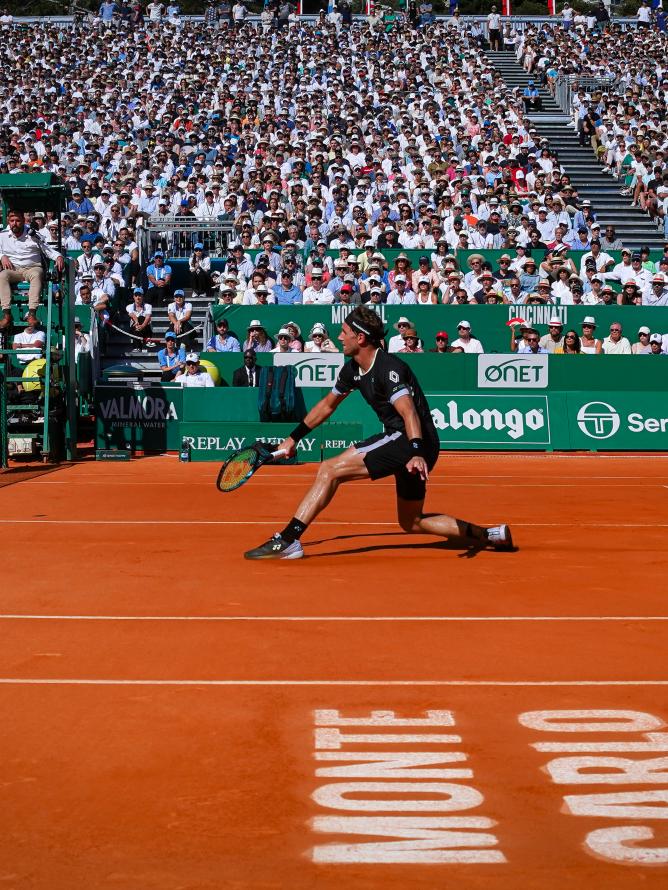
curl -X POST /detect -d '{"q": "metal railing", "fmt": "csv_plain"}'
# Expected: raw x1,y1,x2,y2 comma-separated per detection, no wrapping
138,217,236,264
552,73,621,115
3,13,646,27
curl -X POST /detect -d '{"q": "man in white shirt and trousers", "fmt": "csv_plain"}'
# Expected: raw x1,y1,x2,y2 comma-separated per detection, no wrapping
0,208,64,329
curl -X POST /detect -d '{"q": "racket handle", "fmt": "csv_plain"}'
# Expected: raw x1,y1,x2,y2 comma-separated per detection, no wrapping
272,448,289,459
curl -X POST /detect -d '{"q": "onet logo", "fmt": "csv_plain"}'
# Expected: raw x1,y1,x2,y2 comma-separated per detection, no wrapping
477,354,548,389
484,358,543,384
576,401,621,440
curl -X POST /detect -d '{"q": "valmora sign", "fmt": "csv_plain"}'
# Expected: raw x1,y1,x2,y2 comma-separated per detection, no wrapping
97,389,179,423
274,352,344,386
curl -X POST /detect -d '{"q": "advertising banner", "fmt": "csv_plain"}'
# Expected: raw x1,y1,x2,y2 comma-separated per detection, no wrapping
567,393,668,451
95,384,183,452
179,421,364,461
430,394,553,448
477,354,549,389
181,423,322,462
274,352,344,387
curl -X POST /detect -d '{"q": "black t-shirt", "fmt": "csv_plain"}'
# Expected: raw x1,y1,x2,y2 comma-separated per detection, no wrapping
333,349,439,445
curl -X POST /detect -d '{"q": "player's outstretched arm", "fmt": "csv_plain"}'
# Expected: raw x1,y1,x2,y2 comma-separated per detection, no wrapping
276,390,348,457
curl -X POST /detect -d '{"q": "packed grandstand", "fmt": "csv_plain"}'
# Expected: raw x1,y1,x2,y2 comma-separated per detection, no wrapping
1,0,668,372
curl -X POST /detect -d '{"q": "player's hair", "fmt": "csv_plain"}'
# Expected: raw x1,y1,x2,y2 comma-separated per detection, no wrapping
345,306,386,347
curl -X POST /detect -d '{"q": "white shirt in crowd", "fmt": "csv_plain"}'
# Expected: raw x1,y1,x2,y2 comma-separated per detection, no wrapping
177,368,214,387
450,336,484,353
0,226,61,267
13,329,46,363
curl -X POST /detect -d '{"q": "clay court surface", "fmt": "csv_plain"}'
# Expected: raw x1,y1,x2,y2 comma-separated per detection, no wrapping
1,452,667,888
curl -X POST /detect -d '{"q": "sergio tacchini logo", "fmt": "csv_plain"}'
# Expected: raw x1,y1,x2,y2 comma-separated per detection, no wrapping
576,401,621,440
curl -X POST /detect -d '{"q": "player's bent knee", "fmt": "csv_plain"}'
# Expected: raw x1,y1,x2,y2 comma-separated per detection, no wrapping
398,512,423,533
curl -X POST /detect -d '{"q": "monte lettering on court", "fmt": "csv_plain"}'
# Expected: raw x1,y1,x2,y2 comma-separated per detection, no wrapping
309,709,505,864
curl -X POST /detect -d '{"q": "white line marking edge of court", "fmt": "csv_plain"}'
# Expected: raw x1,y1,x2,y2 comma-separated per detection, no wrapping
0,520,666,528
0,614,667,622
0,679,667,687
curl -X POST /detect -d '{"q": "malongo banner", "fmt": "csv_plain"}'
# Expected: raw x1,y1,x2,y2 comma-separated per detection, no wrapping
430,395,553,448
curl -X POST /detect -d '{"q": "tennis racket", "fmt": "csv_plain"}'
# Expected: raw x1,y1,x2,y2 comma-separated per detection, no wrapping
216,442,288,493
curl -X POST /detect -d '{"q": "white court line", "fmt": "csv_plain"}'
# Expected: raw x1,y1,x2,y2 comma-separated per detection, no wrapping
21,480,668,489
1,615,667,623
0,679,667,687
0,519,665,528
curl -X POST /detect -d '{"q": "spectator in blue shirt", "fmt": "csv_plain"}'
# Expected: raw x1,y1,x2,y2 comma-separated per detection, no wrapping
146,252,172,306
522,80,542,112
99,2,117,25
158,331,186,381
206,317,241,352
271,270,303,305
67,189,96,216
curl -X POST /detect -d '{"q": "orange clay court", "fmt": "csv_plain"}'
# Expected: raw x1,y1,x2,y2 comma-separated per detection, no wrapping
1,452,667,889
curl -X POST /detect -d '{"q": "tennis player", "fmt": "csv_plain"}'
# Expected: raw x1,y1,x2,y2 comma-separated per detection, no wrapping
244,306,513,559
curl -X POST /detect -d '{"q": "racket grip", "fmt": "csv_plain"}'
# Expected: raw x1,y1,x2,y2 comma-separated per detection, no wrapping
272,448,289,459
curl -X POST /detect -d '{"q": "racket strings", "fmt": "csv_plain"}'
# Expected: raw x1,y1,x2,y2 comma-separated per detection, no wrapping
220,457,254,490
218,448,260,491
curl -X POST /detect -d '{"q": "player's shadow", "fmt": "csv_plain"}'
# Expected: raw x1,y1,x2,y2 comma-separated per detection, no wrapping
303,532,517,560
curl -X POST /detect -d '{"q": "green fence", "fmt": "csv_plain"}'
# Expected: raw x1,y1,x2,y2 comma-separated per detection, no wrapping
212,304,668,356
95,354,668,457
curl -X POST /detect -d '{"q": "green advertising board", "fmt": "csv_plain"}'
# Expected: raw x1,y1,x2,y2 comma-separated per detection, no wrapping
566,392,668,451
180,422,364,461
429,393,558,450
95,384,183,452
95,358,668,457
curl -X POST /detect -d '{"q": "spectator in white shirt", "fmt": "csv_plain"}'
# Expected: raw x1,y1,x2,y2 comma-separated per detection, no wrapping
176,352,215,387
602,322,632,355
12,314,46,364
0,209,64,328
451,320,484,353
303,271,334,305
386,276,417,304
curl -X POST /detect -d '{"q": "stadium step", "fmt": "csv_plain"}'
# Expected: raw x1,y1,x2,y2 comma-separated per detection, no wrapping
487,51,663,249
99,287,211,379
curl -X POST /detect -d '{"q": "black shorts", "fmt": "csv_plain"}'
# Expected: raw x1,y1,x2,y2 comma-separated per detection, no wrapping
355,431,440,501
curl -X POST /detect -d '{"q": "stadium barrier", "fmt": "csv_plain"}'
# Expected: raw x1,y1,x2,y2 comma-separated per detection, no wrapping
95,353,668,457
211,304,668,355
154,247,666,293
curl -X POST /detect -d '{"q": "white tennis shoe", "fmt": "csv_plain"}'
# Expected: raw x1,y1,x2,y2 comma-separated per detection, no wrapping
486,525,514,550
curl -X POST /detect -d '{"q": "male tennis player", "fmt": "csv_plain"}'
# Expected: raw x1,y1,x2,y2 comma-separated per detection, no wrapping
244,306,513,559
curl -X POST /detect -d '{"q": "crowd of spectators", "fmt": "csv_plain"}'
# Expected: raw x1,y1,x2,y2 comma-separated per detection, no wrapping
516,10,668,235
0,3,666,361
